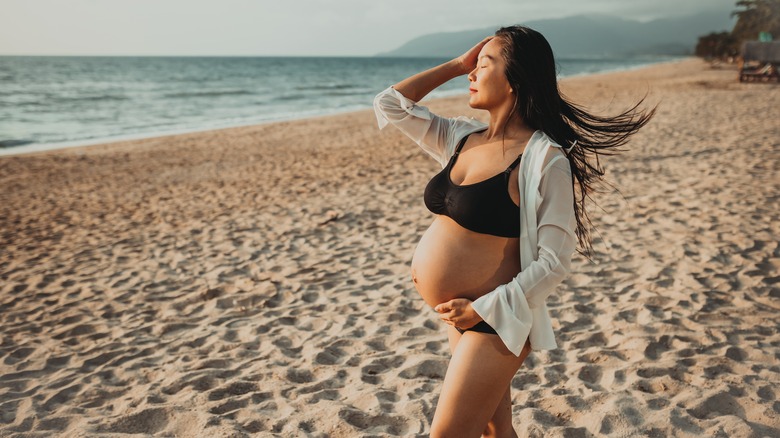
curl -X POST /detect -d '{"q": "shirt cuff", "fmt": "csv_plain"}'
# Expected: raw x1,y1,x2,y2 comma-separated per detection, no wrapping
373,86,433,130
471,282,534,357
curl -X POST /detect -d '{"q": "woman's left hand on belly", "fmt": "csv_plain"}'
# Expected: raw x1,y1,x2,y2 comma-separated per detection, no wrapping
434,298,483,330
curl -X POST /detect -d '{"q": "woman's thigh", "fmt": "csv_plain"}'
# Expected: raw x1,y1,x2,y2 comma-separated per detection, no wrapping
432,330,532,438
445,327,512,434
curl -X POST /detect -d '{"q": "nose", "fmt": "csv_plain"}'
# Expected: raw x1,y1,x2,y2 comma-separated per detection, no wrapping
467,67,477,82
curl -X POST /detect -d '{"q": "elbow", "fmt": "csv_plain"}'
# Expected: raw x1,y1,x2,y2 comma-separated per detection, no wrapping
373,93,401,130
554,243,574,275
373,94,406,122
373,93,390,115
374,87,406,112
373,91,391,108
541,246,569,283
538,223,576,277
524,247,570,308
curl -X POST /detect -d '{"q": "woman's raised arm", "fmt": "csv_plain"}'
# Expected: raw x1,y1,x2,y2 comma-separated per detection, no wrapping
393,36,493,102
373,37,493,167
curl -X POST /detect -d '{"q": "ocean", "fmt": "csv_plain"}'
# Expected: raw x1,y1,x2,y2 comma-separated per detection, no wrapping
0,55,680,155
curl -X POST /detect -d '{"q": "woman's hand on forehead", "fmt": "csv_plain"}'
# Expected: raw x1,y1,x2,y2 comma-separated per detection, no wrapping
455,36,494,75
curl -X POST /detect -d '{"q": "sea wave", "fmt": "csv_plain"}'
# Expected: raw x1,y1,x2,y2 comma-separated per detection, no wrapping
51,94,130,103
0,139,35,148
273,93,307,101
164,89,253,98
294,83,354,91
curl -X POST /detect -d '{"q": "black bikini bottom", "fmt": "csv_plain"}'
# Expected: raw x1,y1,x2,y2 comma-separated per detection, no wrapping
456,320,498,335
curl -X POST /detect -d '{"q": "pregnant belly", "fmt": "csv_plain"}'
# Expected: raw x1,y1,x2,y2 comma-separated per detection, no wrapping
411,215,522,308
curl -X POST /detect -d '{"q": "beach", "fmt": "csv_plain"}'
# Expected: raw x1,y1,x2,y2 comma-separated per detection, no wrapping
1,57,779,437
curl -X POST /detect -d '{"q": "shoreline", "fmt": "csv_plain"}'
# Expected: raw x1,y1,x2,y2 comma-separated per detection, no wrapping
557,55,695,80
0,56,693,158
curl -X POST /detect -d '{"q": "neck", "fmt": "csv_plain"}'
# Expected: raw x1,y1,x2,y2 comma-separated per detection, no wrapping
483,101,531,141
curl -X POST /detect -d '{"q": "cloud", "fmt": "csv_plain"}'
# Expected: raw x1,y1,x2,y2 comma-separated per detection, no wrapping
0,0,736,56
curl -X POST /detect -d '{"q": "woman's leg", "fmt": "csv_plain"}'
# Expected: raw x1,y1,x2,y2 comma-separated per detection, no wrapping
482,385,515,438
445,327,515,437
432,328,532,438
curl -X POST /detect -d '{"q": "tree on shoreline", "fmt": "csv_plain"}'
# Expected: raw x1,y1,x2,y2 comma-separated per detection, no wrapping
731,0,780,41
695,31,740,59
696,0,780,60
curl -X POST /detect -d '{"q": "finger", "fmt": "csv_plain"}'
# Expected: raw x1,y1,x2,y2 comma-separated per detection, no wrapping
453,301,469,314
434,302,451,313
440,313,456,323
476,36,493,48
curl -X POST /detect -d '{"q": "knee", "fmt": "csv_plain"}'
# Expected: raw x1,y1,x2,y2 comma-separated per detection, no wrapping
428,421,451,438
482,419,517,438
429,420,470,438
430,420,485,438
482,421,497,438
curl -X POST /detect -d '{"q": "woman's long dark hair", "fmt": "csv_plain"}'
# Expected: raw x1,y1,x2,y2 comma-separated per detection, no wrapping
495,25,656,261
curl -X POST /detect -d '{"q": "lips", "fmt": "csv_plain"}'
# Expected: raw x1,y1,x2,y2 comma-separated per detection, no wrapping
469,88,477,93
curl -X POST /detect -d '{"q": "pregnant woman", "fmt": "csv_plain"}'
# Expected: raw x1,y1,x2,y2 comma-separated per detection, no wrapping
373,26,654,437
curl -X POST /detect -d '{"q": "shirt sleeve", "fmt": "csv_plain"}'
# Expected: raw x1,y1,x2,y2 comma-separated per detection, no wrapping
373,86,454,168
517,158,577,308
470,156,577,356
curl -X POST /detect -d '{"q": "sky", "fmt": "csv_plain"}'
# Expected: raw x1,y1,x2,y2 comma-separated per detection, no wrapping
1,0,737,57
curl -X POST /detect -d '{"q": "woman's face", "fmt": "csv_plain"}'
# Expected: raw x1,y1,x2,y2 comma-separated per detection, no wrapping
467,38,514,111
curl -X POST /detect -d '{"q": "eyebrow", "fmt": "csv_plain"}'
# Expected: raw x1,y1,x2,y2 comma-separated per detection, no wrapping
478,54,495,61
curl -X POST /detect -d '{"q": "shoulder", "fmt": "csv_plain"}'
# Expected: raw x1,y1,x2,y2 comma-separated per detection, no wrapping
447,116,487,144
541,133,571,161
453,115,487,129
440,117,487,161
528,131,571,176
449,116,487,140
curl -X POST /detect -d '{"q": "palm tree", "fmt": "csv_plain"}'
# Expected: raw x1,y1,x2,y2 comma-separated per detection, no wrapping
695,32,740,59
731,0,780,42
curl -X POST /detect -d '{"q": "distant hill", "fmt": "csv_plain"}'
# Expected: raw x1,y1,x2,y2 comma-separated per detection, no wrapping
375,10,735,58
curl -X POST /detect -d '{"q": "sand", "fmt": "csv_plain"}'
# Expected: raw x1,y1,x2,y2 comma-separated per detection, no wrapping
1,57,779,437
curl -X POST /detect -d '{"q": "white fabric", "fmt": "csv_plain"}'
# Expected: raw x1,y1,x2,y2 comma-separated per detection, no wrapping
373,86,578,356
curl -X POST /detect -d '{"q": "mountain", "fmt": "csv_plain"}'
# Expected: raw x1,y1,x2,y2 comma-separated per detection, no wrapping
375,10,735,58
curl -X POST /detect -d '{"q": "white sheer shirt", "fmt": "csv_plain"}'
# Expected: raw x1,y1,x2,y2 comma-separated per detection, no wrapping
373,86,578,356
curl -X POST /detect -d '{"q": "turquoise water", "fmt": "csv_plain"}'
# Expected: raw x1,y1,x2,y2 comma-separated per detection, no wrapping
0,55,681,154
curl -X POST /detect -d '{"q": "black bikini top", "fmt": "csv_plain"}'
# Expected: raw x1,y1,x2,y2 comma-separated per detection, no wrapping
423,131,522,238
